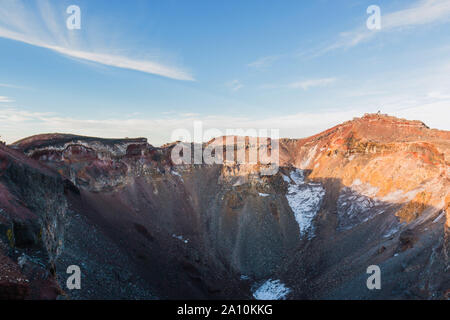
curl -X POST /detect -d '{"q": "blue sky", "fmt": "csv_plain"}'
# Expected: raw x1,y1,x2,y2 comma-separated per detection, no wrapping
0,0,450,144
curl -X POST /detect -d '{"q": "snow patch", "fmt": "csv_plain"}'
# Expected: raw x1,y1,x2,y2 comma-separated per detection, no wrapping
350,179,379,197
253,279,291,300
172,234,189,244
383,224,401,238
337,187,383,231
259,193,270,197
171,170,184,182
337,181,402,232
433,211,445,223
285,169,325,239
282,174,291,183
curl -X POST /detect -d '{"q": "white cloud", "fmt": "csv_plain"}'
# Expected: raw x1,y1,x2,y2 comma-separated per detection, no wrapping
383,0,450,29
0,96,14,103
261,78,337,90
325,0,450,52
48,45,194,81
288,78,336,90
0,107,347,144
226,80,243,92
427,91,450,99
1,97,448,145
248,56,280,69
0,0,193,81
0,83,24,89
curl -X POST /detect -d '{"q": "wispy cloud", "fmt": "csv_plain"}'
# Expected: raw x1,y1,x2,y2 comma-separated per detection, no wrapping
261,78,337,90
288,78,336,90
0,96,14,103
247,55,280,69
0,83,24,89
382,0,450,28
427,91,450,99
226,79,243,92
0,0,193,80
325,0,450,52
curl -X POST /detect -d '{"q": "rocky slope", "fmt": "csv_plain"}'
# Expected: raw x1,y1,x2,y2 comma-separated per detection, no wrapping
0,113,448,299
0,142,65,299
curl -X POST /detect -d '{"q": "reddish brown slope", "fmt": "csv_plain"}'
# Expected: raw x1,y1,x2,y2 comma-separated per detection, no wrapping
279,114,449,225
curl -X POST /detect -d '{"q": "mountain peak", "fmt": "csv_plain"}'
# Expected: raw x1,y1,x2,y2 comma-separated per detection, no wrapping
357,113,428,128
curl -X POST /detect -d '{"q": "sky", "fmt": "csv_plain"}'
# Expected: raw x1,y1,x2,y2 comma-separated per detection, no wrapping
0,0,450,145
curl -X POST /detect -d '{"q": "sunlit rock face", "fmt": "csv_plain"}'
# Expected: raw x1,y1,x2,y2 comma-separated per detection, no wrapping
1,114,448,299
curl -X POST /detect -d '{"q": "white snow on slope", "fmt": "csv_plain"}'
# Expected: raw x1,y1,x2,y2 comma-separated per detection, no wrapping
337,181,384,231
259,193,270,197
285,169,325,239
337,179,402,232
282,174,291,183
253,279,291,300
171,170,184,182
433,211,445,223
